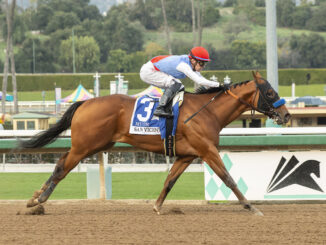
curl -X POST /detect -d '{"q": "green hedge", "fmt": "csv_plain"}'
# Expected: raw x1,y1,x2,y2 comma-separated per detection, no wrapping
200,69,326,86
0,68,325,91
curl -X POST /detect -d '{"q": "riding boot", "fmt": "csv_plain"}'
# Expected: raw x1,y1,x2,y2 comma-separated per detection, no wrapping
154,82,182,118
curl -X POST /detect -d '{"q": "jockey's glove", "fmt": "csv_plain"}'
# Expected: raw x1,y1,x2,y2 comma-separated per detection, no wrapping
221,83,231,91
211,81,220,87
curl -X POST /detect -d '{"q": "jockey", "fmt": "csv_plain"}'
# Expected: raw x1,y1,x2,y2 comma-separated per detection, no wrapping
140,46,220,118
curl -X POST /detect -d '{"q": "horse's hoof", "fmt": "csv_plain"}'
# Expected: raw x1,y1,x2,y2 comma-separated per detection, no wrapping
251,207,264,216
254,210,264,216
153,205,161,215
26,198,39,208
32,190,42,198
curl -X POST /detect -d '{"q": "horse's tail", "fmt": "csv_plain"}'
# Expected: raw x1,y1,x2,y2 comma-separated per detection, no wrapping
19,101,85,149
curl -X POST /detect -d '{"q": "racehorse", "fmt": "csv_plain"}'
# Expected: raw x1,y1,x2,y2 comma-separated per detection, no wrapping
20,71,290,216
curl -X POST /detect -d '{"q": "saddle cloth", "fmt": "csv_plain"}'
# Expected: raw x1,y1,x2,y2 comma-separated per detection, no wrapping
129,92,184,139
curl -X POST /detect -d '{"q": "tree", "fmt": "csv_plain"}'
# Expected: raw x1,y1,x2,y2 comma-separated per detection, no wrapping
255,0,265,7
223,0,237,7
202,2,220,26
82,5,102,21
105,49,130,72
165,0,192,31
196,0,204,46
2,0,18,114
223,13,252,43
247,6,265,26
171,39,192,54
144,42,167,58
306,3,326,31
316,0,326,5
233,0,255,15
291,5,312,29
32,4,54,31
59,35,100,72
205,45,236,70
129,0,162,30
160,0,172,54
231,40,266,69
276,0,295,27
47,29,72,69
100,6,144,62
125,51,148,72
45,11,81,34
191,0,196,46
233,0,264,26
289,33,326,68
2,8,28,44
46,0,92,21
15,38,57,73
189,0,219,46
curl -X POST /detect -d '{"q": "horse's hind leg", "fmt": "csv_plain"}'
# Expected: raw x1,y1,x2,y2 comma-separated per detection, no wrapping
27,152,69,207
153,156,195,215
27,147,96,207
27,150,78,207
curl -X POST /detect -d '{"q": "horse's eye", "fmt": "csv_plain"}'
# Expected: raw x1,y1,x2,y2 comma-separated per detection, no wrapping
266,89,274,98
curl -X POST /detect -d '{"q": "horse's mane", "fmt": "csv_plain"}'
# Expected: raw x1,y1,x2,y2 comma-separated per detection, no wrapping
186,80,251,94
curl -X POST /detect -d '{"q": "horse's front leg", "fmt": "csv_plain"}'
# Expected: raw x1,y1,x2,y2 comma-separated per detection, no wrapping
154,156,195,215
203,146,263,216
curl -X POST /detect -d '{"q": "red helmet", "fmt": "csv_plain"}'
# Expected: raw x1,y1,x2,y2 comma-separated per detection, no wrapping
189,46,211,62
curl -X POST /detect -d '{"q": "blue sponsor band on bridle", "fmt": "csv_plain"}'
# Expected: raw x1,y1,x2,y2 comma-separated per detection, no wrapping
273,98,286,108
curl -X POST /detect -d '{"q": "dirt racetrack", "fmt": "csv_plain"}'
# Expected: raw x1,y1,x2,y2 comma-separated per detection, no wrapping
1,200,326,245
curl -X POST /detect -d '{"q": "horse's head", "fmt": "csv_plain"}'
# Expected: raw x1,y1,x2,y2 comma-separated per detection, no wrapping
252,71,291,125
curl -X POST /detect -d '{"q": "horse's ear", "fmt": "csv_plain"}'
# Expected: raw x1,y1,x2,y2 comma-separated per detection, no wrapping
252,70,262,80
252,71,256,79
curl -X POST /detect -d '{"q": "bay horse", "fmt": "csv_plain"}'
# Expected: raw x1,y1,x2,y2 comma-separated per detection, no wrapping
20,71,290,216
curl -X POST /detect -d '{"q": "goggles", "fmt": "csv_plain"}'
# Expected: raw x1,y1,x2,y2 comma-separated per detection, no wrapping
196,60,206,67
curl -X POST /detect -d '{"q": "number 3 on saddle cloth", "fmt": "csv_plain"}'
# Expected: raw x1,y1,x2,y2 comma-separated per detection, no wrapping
129,92,184,157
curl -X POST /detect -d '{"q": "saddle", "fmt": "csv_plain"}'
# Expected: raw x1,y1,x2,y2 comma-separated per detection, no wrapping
129,91,184,157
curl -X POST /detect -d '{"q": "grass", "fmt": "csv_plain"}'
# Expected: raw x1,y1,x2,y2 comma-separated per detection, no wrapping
0,172,205,200
0,173,86,200
279,84,326,97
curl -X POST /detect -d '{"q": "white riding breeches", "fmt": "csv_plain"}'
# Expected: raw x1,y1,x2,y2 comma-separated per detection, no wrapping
140,61,183,89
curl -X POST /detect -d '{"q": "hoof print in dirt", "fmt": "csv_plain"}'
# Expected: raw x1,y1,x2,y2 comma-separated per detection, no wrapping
25,205,45,215
168,207,184,215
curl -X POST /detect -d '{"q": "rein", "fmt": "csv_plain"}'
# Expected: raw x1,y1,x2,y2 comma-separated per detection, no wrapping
226,81,284,118
225,88,264,117
184,79,286,124
184,91,223,124
226,89,258,114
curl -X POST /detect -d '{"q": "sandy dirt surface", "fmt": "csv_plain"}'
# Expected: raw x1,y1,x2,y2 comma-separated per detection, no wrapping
0,200,326,245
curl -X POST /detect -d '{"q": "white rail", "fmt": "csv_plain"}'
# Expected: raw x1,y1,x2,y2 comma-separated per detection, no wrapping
0,130,71,137
221,127,326,135
5,101,70,106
